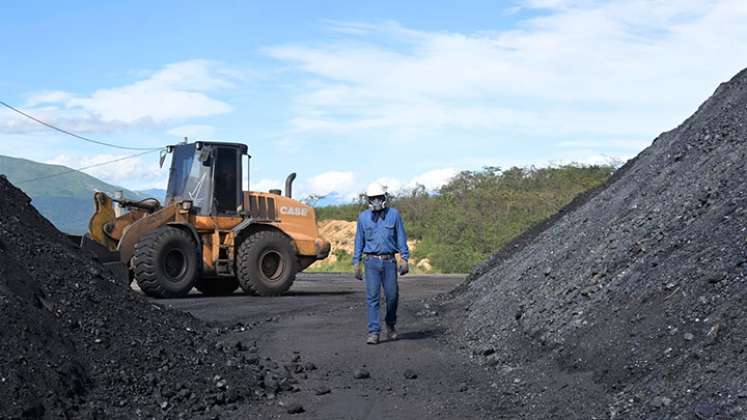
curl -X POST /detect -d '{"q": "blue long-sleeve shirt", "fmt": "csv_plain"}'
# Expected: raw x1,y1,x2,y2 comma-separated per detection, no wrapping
353,208,409,265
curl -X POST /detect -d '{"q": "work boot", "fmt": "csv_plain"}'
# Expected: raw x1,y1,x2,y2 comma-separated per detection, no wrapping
385,325,398,341
366,333,379,345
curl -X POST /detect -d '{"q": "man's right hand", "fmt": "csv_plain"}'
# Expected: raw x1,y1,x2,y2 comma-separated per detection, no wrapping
354,263,363,281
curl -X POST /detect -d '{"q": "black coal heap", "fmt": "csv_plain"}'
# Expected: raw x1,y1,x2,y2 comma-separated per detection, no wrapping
0,177,268,419
449,69,747,418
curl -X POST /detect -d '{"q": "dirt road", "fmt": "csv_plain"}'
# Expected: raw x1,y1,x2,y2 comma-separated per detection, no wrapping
153,273,504,419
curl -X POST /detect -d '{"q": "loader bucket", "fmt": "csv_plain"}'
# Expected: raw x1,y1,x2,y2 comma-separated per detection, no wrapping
68,233,130,285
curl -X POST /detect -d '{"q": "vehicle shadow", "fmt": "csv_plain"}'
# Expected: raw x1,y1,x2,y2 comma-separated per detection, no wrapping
146,289,355,302
158,290,358,299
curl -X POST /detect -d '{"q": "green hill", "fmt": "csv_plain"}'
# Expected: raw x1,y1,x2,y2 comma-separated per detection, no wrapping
0,155,144,234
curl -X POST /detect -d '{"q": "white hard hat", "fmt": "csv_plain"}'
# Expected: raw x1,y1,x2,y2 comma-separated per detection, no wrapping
366,183,387,197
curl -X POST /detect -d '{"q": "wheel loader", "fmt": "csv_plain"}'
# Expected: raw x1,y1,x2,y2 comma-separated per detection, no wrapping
77,141,331,298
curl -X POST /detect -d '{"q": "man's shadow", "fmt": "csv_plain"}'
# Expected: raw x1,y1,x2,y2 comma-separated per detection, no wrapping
380,327,444,343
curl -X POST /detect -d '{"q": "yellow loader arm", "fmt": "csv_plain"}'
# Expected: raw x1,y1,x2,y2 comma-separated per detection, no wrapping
89,192,117,251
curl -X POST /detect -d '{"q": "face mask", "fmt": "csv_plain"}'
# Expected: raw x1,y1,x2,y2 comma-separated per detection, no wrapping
369,196,386,211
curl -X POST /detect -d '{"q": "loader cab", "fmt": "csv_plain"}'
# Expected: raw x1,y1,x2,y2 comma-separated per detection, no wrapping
164,141,248,216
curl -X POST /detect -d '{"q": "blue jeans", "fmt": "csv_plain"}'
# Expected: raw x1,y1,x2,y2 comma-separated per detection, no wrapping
364,257,399,334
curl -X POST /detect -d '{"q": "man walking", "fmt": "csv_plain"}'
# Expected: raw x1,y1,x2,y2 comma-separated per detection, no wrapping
353,183,409,345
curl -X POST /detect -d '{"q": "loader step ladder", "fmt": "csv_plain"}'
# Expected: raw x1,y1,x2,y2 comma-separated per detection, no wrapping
213,234,236,277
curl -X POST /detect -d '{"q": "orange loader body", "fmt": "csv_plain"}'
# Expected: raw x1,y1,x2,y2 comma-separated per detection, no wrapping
80,141,330,297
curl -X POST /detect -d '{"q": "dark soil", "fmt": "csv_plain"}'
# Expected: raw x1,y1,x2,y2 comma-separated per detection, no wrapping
0,177,298,419
159,274,505,420
442,69,747,418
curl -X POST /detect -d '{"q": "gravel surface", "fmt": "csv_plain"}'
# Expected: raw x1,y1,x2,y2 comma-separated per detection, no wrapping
160,274,505,419
443,69,747,418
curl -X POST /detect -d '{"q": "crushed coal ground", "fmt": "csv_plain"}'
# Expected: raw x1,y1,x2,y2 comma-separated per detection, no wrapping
441,69,747,419
0,177,304,419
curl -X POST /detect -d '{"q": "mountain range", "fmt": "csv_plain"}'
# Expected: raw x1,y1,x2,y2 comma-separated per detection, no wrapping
0,155,164,234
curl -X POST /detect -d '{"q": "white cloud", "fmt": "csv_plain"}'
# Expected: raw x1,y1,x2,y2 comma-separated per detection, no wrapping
303,170,357,198
557,138,652,151
296,168,455,204
575,154,627,167
546,153,629,167
409,168,459,190
266,2,747,144
367,177,403,194
25,91,74,106
46,153,165,190
2,60,238,135
368,168,458,194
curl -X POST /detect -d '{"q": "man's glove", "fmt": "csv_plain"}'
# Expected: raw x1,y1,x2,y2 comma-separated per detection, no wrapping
354,263,363,281
399,260,409,276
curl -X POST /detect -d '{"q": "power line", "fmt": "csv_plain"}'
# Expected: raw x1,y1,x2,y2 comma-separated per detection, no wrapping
14,149,162,184
0,100,161,151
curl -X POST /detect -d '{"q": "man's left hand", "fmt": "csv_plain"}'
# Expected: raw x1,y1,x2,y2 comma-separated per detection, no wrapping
399,260,409,276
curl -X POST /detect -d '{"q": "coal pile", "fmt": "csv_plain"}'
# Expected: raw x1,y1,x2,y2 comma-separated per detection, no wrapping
0,177,284,419
447,69,747,419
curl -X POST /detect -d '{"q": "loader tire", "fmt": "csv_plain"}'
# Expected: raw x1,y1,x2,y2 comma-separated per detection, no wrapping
195,277,239,296
237,231,297,296
133,227,198,298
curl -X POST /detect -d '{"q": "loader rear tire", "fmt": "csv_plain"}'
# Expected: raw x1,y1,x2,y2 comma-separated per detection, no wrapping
195,277,239,296
237,231,297,296
133,227,198,298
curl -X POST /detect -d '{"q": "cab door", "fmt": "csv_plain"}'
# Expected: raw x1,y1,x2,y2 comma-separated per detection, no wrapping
212,147,242,216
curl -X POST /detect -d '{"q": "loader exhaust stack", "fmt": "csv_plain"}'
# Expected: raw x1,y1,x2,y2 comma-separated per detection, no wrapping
285,172,297,198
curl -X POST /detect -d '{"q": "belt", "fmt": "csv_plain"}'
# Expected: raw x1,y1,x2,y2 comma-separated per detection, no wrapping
365,253,396,260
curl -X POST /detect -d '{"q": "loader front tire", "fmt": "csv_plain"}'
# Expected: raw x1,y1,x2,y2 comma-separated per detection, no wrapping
133,227,198,298
195,277,239,296
237,231,297,296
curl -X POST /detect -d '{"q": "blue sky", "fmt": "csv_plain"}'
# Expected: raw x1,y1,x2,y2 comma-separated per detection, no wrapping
1,0,746,201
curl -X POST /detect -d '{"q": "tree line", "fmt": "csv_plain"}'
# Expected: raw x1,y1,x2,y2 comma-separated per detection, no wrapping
315,164,616,273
